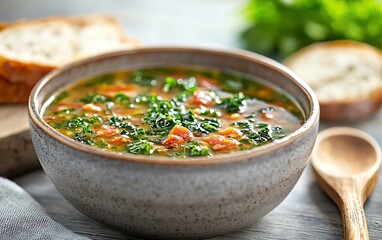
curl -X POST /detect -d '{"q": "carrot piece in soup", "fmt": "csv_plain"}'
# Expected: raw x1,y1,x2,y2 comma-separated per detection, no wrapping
163,125,193,147
96,125,119,137
203,135,239,151
190,90,214,106
169,125,193,141
217,127,242,139
197,77,220,89
163,134,185,148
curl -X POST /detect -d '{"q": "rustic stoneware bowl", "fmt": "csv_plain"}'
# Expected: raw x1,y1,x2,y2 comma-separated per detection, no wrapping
29,47,319,239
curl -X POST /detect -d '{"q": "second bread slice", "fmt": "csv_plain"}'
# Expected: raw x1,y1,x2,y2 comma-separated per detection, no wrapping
284,40,382,122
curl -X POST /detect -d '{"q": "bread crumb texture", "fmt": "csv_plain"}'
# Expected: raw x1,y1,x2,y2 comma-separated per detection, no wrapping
0,16,138,67
0,16,139,103
285,41,382,103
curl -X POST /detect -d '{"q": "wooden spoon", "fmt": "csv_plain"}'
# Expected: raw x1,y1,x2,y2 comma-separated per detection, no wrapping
311,127,381,240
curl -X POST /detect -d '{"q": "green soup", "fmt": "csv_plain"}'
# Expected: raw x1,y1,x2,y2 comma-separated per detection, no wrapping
43,67,304,158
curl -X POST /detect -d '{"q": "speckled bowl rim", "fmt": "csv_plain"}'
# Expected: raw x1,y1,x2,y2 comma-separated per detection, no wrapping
29,47,319,166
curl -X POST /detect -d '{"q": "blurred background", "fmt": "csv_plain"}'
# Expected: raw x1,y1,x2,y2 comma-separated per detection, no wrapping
241,0,382,58
1,0,381,59
0,0,246,49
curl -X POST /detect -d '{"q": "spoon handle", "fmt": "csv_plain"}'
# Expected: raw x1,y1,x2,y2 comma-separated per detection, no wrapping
340,194,369,240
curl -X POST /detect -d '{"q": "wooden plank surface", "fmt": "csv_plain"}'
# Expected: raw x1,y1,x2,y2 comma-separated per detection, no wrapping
14,154,382,240
0,106,40,178
0,105,29,137
1,0,382,239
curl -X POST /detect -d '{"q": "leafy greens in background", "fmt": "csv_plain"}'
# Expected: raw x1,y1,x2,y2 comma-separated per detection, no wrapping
240,0,382,59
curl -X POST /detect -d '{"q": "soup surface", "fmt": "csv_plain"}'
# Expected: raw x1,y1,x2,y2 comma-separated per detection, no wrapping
43,67,304,158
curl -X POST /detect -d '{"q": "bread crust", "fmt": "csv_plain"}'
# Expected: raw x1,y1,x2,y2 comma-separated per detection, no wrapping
0,56,55,85
284,40,382,69
284,40,382,122
0,15,139,103
0,77,34,103
0,15,139,84
0,15,139,48
319,87,382,122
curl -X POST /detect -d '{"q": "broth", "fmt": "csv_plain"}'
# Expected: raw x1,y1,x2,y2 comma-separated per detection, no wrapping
43,67,304,158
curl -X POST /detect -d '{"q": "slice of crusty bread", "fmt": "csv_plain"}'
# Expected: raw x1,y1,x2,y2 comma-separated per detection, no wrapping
0,15,139,87
0,77,34,103
284,40,382,122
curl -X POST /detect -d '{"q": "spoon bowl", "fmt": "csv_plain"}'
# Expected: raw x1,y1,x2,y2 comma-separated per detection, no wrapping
311,127,381,240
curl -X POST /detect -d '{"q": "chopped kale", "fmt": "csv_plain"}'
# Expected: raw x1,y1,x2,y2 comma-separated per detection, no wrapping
188,118,221,134
89,115,103,124
134,95,161,105
66,117,93,134
259,107,275,113
120,125,147,140
199,107,221,117
233,120,276,146
143,100,183,134
247,128,274,143
143,97,221,136
184,141,210,157
113,93,131,106
80,94,109,104
162,77,178,92
221,78,246,93
271,126,286,139
132,71,157,86
74,133,95,146
162,76,198,94
108,115,127,128
126,140,154,155
218,92,247,113
233,120,253,129
174,92,189,102
96,138,108,148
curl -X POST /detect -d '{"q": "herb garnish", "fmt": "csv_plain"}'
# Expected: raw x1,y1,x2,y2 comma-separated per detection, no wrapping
126,140,154,155
199,106,221,117
132,71,157,86
74,133,96,146
163,77,198,94
218,92,247,113
113,93,131,106
233,120,276,146
80,94,110,104
143,97,221,136
184,141,210,157
66,116,93,133
120,124,147,140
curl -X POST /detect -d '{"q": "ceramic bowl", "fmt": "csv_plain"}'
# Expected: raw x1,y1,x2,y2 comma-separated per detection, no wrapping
29,47,319,239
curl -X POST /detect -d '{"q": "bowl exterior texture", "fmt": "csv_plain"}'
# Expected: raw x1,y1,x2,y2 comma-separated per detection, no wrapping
29,48,319,239
30,120,317,239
